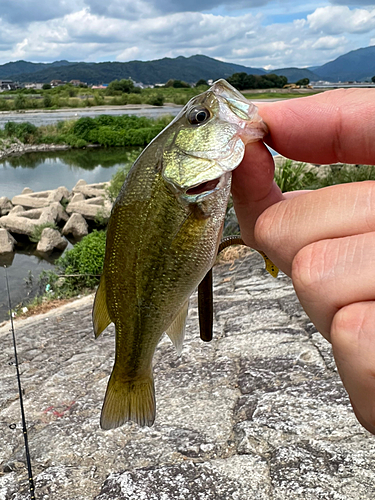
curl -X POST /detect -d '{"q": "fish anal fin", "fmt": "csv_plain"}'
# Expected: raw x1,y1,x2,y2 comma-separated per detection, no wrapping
165,300,189,356
100,367,156,430
93,275,112,338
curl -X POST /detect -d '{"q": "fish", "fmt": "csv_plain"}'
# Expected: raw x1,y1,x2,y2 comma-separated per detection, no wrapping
93,79,269,430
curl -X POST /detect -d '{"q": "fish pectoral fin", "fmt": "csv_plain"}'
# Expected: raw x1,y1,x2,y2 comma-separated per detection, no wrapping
100,367,156,429
92,275,112,338
165,299,189,356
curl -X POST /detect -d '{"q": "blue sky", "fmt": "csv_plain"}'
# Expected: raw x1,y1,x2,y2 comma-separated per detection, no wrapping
0,1,374,69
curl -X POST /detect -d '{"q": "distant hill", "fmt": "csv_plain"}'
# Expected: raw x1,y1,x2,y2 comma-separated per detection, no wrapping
1,47,374,86
314,45,375,81
0,60,76,79
0,55,265,85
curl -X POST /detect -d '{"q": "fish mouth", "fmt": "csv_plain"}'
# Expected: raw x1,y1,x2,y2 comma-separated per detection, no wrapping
180,175,225,203
185,178,221,196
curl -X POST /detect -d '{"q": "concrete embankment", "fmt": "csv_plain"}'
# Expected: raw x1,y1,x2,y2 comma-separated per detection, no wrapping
0,179,110,264
0,249,374,500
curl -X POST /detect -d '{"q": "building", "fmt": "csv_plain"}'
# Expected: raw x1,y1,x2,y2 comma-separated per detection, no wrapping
0,80,19,91
70,79,87,87
50,80,66,87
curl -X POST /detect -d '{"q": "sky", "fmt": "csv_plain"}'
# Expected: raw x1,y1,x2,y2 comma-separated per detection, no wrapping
0,1,375,69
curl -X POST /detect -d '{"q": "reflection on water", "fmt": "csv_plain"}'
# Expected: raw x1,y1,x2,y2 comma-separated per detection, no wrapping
0,147,138,199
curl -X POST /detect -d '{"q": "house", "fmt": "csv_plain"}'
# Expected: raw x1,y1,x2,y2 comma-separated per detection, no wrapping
70,79,87,87
0,80,19,91
50,80,66,87
24,83,44,90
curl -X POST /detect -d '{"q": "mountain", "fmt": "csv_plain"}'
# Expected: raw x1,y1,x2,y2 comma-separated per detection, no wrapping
314,45,375,81
0,60,76,79
1,47,374,86
0,55,265,85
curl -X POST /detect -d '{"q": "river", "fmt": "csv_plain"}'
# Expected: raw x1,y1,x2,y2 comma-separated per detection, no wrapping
0,105,182,129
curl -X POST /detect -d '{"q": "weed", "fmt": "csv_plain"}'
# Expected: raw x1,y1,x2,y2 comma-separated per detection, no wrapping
29,223,58,243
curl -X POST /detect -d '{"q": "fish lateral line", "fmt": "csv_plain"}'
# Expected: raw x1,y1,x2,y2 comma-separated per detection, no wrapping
198,236,279,342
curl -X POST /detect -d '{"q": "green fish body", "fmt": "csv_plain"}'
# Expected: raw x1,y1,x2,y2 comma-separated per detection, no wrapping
93,79,267,429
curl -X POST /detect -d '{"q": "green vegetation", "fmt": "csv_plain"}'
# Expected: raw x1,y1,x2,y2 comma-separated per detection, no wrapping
274,159,375,192
0,114,174,149
295,78,310,86
319,164,375,186
41,230,106,297
227,72,288,90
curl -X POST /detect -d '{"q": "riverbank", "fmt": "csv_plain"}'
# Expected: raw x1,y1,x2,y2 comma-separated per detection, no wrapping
0,138,72,160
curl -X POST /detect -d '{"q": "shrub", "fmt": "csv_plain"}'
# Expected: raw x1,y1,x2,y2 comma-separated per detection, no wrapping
50,230,107,293
147,93,165,106
4,121,38,143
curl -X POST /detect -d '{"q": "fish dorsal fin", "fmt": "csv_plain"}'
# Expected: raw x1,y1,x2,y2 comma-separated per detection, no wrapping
165,299,189,356
93,274,112,338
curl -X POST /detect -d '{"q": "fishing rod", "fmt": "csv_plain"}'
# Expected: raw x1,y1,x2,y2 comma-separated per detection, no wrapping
4,266,36,500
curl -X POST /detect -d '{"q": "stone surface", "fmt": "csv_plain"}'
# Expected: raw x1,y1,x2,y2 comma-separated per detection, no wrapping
0,250,374,500
39,202,69,224
0,197,13,216
0,228,16,254
66,199,111,221
73,181,108,198
36,227,68,253
62,213,89,239
0,214,37,236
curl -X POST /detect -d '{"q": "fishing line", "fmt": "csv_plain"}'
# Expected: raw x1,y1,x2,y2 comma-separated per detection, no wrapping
4,266,36,500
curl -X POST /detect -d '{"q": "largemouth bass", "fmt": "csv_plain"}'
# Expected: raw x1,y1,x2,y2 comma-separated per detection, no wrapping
93,79,267,429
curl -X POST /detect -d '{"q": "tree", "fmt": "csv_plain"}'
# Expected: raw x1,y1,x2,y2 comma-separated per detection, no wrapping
295,78,310,86
106,79,139,95
42,83,51,90
195,79,208,87
165,79,190,88
372,76,375,83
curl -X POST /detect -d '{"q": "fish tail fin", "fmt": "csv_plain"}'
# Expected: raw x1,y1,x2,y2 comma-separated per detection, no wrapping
100,366,156,430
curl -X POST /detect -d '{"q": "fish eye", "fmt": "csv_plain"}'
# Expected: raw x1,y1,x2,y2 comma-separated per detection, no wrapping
187,106,211,125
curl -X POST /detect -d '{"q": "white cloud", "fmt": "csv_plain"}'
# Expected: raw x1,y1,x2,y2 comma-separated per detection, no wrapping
312,35,347,49
308,6,375,34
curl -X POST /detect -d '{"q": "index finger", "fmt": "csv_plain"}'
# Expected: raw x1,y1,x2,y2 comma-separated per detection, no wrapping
258,88,375,165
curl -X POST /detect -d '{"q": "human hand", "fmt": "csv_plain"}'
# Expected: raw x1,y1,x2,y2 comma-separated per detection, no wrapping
232,89,375,434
